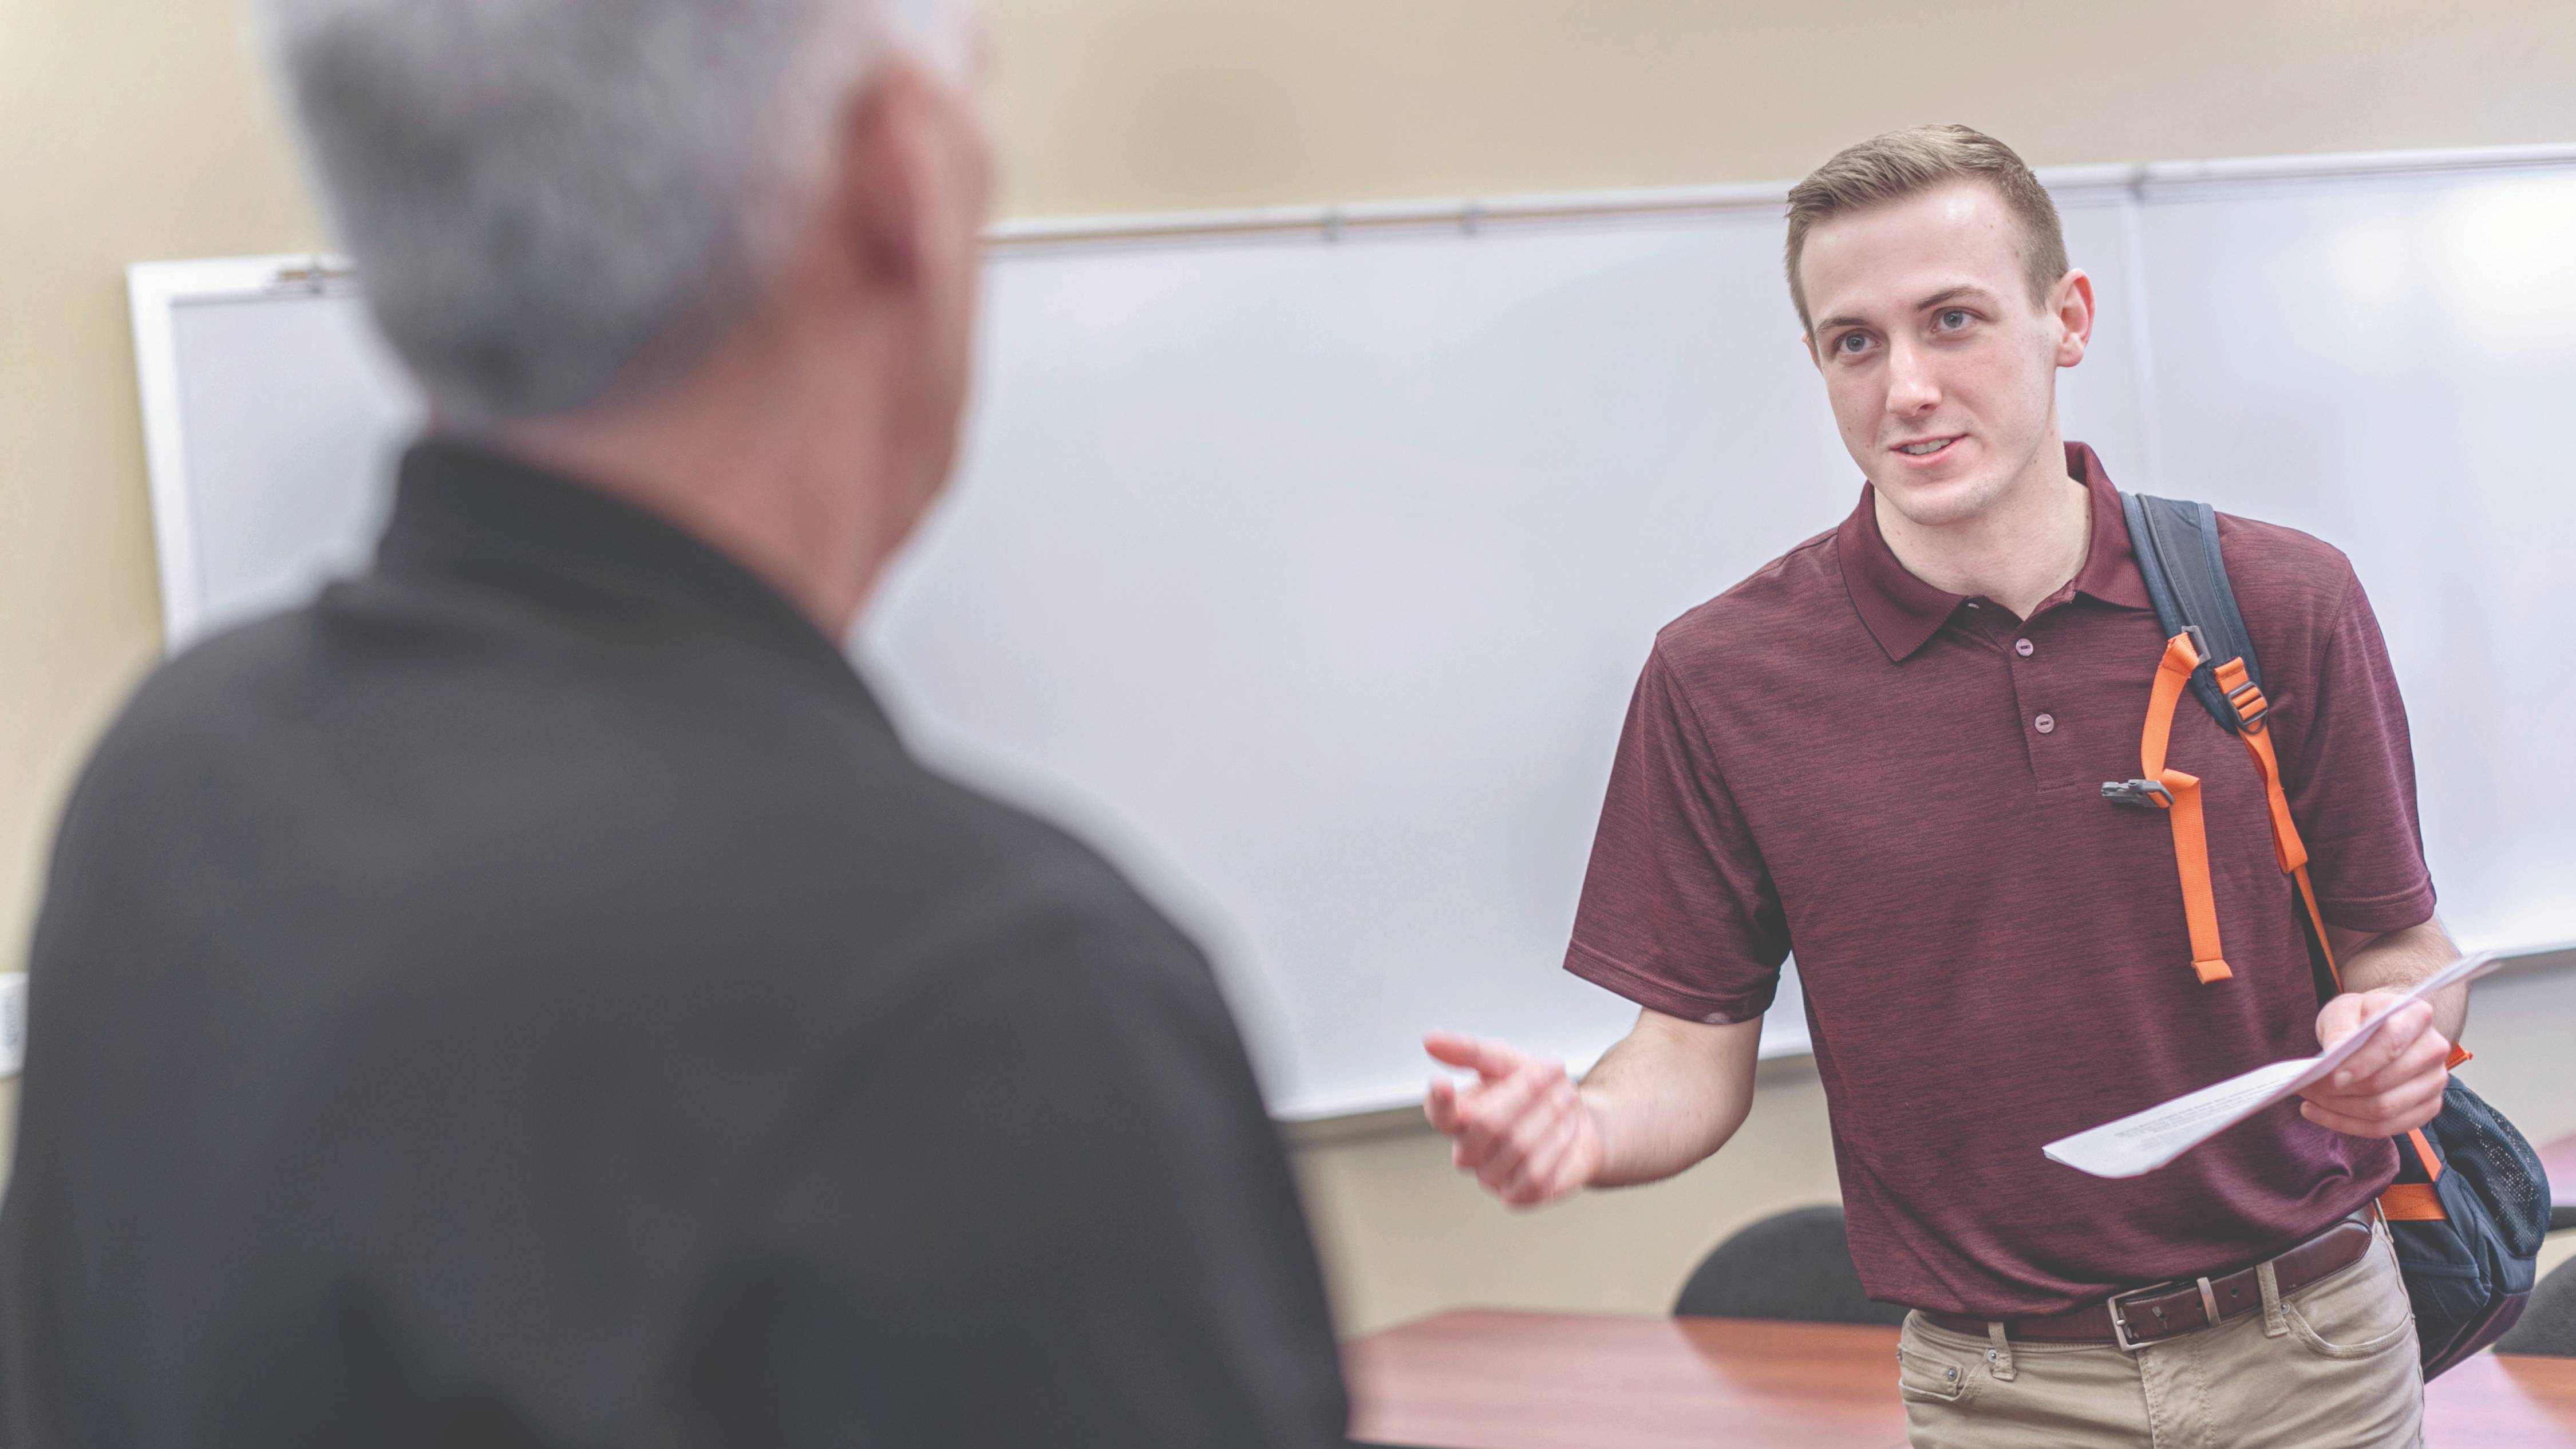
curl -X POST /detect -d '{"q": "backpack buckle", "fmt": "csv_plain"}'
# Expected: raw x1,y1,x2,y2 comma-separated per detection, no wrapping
2101,779,2173,810
2226,678,2270,733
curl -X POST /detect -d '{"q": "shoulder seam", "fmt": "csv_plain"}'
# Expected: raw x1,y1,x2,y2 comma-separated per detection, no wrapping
1640,639,1779,887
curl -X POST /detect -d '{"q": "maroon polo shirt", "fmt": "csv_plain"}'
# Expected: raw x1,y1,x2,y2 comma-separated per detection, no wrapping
1566,443,2436,1317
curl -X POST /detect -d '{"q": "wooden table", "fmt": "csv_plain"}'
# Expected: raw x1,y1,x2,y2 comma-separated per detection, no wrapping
1346,1310,2576,1448
2539,1129,2576,1231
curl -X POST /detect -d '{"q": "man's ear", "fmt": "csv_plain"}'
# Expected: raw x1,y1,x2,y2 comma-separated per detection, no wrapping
2052,268,2097,368
828,60,941,290
1801,329,1820,370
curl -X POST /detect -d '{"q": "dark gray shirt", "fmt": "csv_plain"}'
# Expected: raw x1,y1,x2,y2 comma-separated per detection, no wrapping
0,441,1350,1448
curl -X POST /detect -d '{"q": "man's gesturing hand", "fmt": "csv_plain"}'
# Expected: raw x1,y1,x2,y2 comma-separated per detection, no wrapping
2300,991,2451,1138
1422,1032,1603,1208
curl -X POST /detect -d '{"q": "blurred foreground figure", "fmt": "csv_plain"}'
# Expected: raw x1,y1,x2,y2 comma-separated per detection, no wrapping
0,2,1349,1444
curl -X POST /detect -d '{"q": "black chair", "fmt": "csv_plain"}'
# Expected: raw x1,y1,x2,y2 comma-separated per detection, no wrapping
1673,1204,1909,1325
2496,1255,2576,1357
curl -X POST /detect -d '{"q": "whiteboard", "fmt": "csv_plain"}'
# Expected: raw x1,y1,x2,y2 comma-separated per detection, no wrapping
128,148,2576,1119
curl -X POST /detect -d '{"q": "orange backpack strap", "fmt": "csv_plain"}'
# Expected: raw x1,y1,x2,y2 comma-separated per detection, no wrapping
2211,658,2305,872
2378,1185,2447,1220
2379,1128,2452,1219
2214,661,2472,1068
2135,631,2231,984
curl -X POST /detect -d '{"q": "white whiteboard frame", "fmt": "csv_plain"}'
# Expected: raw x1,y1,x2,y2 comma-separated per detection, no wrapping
128,253,361,647
125,139,2576,1115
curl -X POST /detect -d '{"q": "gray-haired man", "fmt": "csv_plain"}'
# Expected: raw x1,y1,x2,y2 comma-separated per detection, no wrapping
0,3,1350,1446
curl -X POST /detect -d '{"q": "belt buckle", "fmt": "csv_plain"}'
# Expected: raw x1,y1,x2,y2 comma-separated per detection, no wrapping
2107,1280,2179,1352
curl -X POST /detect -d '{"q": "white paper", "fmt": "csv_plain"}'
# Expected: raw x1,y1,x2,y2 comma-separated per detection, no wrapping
2043,951,2502,1179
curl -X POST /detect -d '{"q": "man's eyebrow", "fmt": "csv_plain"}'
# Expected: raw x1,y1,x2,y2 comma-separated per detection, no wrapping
1915,283,1999,310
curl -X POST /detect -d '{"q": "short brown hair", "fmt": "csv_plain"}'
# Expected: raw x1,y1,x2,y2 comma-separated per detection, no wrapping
1783,124,2068,335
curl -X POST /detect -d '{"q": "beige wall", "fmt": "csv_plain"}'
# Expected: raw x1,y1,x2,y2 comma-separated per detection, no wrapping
6,0,2576,1329
991,0,2576,216
0,0,321,998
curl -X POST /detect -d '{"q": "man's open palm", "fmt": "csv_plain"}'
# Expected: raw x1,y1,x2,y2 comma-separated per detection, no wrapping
1423,1032,1602,1207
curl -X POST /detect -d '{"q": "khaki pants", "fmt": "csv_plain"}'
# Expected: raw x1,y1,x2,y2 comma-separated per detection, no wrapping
1898,1219,2423,1448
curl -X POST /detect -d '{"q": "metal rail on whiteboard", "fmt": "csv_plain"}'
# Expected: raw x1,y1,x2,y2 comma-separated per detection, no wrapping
985,141,2576,252
986,179,1798,250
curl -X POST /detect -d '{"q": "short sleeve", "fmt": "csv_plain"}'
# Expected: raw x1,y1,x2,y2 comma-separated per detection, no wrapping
1563,642,1788,1024
2279,572,2437,933
673,899,1352,1449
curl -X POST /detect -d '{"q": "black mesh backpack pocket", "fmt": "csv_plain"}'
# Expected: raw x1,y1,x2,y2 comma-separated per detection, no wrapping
2387,1079,2551,1377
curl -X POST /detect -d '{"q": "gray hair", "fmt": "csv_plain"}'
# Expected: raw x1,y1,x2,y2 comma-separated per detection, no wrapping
260,0,968,424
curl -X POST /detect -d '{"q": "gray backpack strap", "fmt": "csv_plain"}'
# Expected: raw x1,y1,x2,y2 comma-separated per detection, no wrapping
2120,492,2262,733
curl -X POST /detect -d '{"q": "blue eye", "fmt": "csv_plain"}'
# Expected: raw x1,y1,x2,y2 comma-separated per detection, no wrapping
1937,309,1971,330
1838,331,1869,353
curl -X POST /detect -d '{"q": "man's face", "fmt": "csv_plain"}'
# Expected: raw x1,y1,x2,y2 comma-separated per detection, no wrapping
1797,181,2088,528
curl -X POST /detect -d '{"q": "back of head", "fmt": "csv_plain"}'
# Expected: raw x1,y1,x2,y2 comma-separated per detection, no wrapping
259,0,971,428
1783,123,2068,335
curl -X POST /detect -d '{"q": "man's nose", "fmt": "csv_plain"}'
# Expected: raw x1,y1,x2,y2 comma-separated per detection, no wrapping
1886,338,1941,414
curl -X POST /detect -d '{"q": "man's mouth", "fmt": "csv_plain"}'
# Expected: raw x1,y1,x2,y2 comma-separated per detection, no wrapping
1893,436,1962,458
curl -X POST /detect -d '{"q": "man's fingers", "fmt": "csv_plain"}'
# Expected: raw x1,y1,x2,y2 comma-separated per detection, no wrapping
2325,1000,2430,1089
2301,1098,2437,1138
2299,1100,2375,1136
2336,1025,2452,1098
1494,1108,1577,1205
2314,990,2375,1049
2326,1004,2411,1082
1424,1076,1463,1135
1457,1063,1559,1161
2300,1072,2448,1137
1477,1086,1578,1193
1444,1077,1533,1171
1424,1031,1525,1081
2306,1043,2448,1117
1500,1106,1590,1207
2350,1073,2447,1127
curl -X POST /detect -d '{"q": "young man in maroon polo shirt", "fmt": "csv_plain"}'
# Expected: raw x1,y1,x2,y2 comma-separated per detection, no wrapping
1424,125,2465,1447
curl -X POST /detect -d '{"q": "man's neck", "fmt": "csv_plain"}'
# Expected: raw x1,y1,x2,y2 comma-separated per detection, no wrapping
494,330,916,640
1874,433,2092,621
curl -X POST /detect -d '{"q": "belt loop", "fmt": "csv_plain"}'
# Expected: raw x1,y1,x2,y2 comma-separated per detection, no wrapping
2255,1260,2289,1337
1986,1320,2016,1381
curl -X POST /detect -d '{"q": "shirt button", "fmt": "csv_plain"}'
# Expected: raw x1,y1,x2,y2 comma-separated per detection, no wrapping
2016,638,2034,657
2034,713,2057,734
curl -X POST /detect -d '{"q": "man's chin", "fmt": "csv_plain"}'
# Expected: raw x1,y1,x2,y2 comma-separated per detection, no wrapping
1870,468,2004,530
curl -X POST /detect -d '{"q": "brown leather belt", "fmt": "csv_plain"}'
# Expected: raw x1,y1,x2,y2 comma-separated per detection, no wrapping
1920,1215,2374,1348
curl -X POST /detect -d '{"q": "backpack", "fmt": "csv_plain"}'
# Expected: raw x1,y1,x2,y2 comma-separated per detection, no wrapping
2106,492,2552,1379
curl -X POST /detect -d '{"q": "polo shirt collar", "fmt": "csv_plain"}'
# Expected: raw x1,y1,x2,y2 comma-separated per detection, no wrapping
378,437,893,725
1836,440,2152,662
